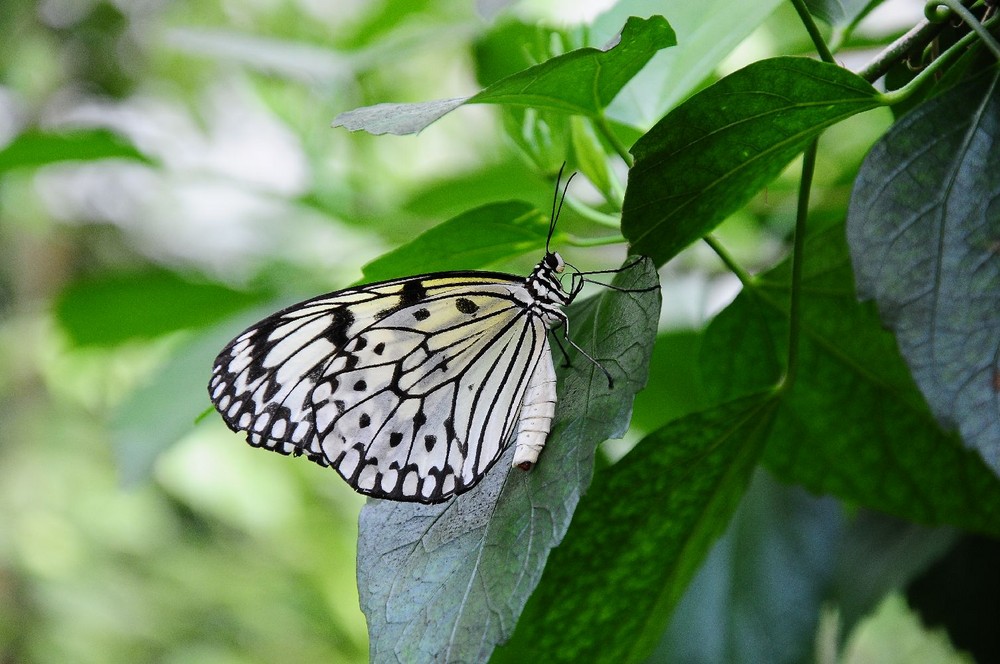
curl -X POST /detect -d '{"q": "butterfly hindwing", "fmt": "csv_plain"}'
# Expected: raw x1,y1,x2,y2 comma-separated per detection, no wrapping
209,272,550,503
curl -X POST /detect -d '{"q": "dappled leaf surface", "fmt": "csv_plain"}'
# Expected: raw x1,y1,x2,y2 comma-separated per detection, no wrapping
623,57,881,265
495,393,777,663
847,70,1000,474
356,258,660,663
702,223,1000,535
332,16,675,135
360,201,550,282
0,128,150,171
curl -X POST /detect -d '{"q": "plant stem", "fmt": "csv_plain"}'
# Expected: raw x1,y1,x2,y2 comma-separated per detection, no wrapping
781,139,818,392
880,14,1000,104
704,235,754,288
566,233,628,247
789,0,837,63
594,113,633,168
563,196,622,228
856,17,945,82
927,0,1000,59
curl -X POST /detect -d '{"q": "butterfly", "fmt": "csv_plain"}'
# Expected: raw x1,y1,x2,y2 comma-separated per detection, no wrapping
208,173,645,503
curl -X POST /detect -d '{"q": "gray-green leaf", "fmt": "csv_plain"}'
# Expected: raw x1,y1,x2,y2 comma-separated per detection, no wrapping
847,70,1000,475
356,257,660,663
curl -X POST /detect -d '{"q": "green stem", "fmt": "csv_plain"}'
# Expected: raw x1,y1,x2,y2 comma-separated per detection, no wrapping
880,14,1000,104
563,196,621,228
781,140,818,392
828,0,882,52
594,113,633,168
856,17,945,82
566,233,628,247
926,0,1000,59
789,0,837,63
703,235,754,288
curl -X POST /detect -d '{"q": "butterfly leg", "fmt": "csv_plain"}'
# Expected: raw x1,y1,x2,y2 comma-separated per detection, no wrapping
551,311,615,389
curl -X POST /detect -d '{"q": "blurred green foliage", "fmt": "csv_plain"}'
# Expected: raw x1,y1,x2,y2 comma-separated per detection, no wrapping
1,0,997,662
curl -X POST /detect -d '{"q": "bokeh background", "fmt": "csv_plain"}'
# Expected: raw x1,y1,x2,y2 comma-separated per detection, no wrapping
1,0,972,662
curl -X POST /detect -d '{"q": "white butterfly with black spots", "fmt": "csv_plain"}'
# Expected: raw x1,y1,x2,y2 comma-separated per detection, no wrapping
208,179,643,503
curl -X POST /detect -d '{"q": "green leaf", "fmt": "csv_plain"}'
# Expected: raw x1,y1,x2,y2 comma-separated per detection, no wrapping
593,0,785,127
356,258,661,663
468,15,676,115
656,473,955,663
331,16,676,135
113,322,246,483
847,70,1000,475
701,223,1000,535
55,269,271,346
803,0,878,27
495,393,777,663
360,201,550,282
0,128,151,172
627,329,711,433
623,57,882,265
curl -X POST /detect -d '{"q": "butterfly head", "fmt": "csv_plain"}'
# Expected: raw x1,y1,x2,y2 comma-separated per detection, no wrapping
544,251,565,274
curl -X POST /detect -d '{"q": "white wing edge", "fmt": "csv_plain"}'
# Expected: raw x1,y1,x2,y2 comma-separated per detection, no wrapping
511,335,557,470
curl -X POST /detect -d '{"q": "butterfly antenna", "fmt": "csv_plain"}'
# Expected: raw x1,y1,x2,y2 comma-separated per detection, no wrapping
547,163,576,252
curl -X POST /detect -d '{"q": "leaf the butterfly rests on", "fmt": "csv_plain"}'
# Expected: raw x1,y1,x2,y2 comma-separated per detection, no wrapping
207,178,655,503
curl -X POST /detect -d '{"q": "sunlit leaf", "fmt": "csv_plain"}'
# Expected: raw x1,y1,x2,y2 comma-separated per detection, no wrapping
357,258,661,663
56,269,270,346
332,16,676,135
0,128,151,172
593,0,785,127
360,201,550,282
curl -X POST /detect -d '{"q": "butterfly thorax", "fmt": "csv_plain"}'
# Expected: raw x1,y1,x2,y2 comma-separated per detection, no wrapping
524,251,572,326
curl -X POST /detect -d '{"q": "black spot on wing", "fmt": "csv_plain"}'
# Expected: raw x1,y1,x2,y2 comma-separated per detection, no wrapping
373,342,385,355
389,432,404,447
399,280,428,306
413,308,430,321
455,297,478,314
376,279,429,320
325,307,355,347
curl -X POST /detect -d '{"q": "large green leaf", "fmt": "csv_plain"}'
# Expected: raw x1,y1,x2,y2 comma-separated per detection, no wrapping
0,128,150,172
360,201,550,282
701,223,1000,535
623,57,882,265
356,258,661,663
56,269,270,346
331,16,676,135
847,70,1000,475
654,472,955,663
495,393,777,663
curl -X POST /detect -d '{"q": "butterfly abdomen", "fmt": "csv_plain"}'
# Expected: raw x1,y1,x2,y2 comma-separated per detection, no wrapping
512,337,558,471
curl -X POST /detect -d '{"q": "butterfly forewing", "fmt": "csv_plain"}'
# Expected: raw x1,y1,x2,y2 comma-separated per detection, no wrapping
209,272,550,503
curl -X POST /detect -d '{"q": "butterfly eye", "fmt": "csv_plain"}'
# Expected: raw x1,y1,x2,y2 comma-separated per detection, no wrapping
546,252,565,274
